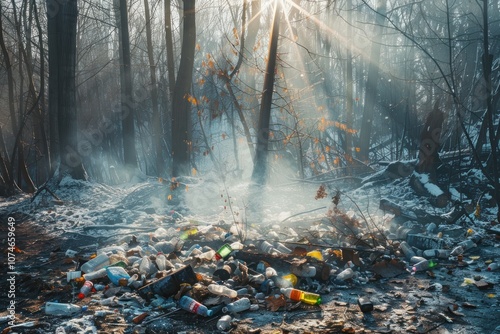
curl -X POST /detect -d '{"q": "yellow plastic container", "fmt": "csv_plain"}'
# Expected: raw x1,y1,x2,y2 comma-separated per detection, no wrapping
306,250,323,261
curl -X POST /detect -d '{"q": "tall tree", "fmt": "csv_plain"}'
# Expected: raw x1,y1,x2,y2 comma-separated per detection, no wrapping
144,0,162,175
251,1,281,185
47,0,86,179
357,0,387,162
116,0,138,169
171,0,196,176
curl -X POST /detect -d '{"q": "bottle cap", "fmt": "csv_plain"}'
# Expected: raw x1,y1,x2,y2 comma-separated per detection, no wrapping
81,305,88,312
78,293,85,299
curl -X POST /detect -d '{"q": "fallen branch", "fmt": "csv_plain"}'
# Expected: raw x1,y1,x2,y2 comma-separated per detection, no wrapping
31,184,62,204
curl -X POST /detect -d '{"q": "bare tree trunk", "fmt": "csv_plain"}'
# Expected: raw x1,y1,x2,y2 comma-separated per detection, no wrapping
116,0,138,169
344,0,354,167
357,0,387,162
33,0,50,181
164,0,176,100
480,0,500,223
171,0,196,176
144,0,162,175
251,1,281,184
47,0,87,180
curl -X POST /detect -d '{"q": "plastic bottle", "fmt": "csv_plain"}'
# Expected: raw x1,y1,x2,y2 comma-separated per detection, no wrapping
291,265,316,278
179,295,213,317
399,241,416,260
215,244,233,261
487,263,499,271
45,302,88,316
229,241,244,250
280,288,321,305
78,281,93,299
259,241,277,254
155,254,168,271
207,284,238,298
217,315,232,331
274,242,292,254
411,259,437,272
450,245,464,256
106,266,130,285
422,249,450,259
265,267,278,278
198,249,216,261
80,253,110,273
457,239,477,251
139,256,155,275
222,297,251,313
83,268,107,281
410,256,426,264
335,268,355,281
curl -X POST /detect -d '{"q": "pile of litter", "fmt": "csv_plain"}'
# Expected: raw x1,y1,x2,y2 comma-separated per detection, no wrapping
1,175,499,334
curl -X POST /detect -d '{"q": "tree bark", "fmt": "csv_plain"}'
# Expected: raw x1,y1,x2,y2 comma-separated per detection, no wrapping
171,0,196,177
144,0,162,175
251,1,281,185
54,0,86,179
357,0,387,162
344,0,354,166
116,0,138,169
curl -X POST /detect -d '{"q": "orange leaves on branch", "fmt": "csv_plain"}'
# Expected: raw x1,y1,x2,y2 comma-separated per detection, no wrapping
170,177,180,191
185,94,198,106
318,117,357,134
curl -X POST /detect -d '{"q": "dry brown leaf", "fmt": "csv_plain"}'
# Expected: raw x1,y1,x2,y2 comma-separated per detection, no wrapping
265,294,286,312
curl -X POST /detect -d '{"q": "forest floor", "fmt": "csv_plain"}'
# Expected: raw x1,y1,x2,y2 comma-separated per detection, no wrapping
0,172,499,334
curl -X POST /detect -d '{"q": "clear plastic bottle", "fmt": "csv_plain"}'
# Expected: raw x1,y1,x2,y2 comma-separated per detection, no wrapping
207,284,238,298
78,281,93,299
410,256,426,264
280,288,321,305
83,268,107,281
198,249,216,261
229,241,244,250
457,240,476,251
399,241,416,260
259,241,277,254
423,249,450,259
45,302,88,316
336,268,355,281
291,265,316,278
179,295,213,317
265,267,278,278
155,254,168,271
412,259,437,272
139,256,155,275
222,297,251,313
487,263,499,271
80,253,110,273
274,242,292,254
217,315,232,331
450,245,464,256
